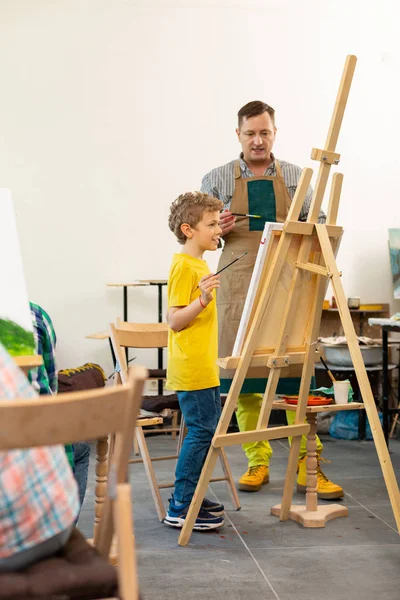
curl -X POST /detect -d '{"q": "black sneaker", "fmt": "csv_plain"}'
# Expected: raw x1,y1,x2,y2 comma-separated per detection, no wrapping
201,497,225,516
164,505,224,531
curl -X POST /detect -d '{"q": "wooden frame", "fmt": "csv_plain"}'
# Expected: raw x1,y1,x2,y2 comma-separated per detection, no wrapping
0,366,147,600
109,319,241,522
177,55,400,546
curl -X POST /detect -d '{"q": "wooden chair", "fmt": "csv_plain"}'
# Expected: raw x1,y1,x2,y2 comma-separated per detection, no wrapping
0,365,147,600
110,319,241,522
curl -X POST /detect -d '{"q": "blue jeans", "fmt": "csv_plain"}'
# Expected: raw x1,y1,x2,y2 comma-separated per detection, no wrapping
173,387,221,507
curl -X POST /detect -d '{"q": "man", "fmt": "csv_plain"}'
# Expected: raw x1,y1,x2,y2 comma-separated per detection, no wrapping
201,101,343,499
29,302,90,506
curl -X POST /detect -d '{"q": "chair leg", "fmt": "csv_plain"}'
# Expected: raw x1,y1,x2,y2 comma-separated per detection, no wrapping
114,484,139,600
95,495,114,560
176,416,186,456
93,436,110,544
171,410,179,440
218,448,241,510
136,426,166,521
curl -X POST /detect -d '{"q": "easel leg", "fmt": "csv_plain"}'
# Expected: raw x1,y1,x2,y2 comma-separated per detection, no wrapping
178,447,219,546
279,344,316,520
317,224,400,532
257,369,282,429
218,448,241,510
279,435,302,520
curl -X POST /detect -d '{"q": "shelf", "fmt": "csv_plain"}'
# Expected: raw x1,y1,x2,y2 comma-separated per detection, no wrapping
323,309,387,313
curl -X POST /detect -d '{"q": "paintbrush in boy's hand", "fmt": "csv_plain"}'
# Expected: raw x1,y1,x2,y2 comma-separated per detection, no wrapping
214,251,248,276
196,251,248,288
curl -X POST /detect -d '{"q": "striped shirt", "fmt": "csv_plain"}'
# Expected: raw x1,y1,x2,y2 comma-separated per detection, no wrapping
201,154,325,223
0,343,79,559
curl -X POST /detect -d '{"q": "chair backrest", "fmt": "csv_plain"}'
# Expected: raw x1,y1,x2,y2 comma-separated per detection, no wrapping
0,366,147,451
110,320,168,381
0,365,147,599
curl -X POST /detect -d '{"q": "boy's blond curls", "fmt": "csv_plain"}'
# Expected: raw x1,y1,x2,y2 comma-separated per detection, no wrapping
169,192,223,245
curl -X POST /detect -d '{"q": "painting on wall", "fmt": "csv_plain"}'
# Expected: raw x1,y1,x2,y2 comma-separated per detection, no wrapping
388,229,400,300
0,189,34,356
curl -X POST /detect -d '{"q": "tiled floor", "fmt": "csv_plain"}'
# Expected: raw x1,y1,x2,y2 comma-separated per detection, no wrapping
78,434,400,600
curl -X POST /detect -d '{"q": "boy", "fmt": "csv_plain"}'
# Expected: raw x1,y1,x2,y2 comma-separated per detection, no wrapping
164,191,224,530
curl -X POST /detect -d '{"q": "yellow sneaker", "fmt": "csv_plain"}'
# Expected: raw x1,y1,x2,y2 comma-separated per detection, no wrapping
296,456,344,500
238,465,269,492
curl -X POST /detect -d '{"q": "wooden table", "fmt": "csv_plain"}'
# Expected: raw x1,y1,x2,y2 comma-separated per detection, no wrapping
271,399,364,528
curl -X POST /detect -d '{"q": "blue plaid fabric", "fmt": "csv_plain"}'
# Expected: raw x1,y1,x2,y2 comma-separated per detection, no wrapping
28,303,74,469
28,303,57,396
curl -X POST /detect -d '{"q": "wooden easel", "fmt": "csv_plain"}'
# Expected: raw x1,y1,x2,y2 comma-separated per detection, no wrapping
178,54,400,546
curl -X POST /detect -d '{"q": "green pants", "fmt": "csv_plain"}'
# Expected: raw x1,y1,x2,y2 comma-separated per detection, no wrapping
236,393,323,468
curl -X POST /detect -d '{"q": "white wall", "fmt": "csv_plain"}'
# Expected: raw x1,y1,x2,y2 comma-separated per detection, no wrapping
1,0,399,374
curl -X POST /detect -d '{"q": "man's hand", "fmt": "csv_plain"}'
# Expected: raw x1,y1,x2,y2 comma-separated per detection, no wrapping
199,274,220,306
219,210,236,236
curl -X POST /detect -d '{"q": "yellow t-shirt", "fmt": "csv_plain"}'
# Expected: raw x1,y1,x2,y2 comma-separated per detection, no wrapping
166,253,220,391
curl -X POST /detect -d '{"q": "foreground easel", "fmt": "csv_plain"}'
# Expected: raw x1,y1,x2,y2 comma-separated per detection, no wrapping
178,54,400,546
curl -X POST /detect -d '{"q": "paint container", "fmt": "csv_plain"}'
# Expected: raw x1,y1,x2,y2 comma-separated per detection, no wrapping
333,380,350,404
347,297,360,309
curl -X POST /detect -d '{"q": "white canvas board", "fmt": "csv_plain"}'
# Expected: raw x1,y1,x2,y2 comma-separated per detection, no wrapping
233,222,283,356
232,222,343,359
0,189,34,355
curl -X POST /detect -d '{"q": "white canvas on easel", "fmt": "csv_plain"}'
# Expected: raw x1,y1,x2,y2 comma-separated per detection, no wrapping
234,222,343,360
233,222,283,356
0,189,34,356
